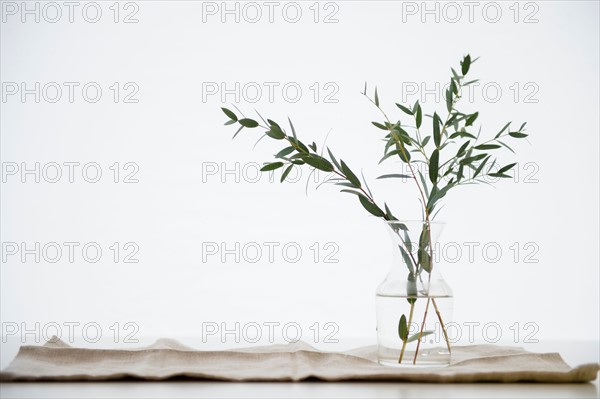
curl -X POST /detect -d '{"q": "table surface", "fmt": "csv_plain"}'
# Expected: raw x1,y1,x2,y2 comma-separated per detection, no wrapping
1,340,598,399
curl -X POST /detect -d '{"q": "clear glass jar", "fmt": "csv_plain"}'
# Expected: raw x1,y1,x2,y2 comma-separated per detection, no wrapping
376,220,453,367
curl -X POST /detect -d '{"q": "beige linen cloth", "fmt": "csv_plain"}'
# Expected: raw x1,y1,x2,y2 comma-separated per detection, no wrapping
1,338,598,383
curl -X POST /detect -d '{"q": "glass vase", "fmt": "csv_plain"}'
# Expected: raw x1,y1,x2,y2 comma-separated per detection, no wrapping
376,220,453,367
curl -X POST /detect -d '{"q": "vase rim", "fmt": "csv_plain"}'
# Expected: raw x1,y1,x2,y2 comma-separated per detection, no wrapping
384,220,446,225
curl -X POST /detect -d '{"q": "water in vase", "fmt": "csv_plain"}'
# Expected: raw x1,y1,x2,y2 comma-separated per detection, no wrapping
376,294,453,367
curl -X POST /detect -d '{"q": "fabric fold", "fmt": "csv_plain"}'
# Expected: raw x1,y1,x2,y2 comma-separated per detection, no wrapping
1,338,598,383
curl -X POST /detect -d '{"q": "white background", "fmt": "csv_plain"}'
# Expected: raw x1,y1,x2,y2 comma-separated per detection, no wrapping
1,0,598,355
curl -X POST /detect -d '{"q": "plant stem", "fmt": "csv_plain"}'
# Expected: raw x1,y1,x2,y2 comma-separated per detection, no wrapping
437,131,511,171
426,220,434,285
366,89,455,365
394,149,453,364
413,297,431,364
438,81,464,148
278,132,381,209
331,170,379,205
398,300,415,363
431,298,451,354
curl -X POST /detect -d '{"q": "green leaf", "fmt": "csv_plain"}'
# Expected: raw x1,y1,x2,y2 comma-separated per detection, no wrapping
433,113,441,147
340,189,362,196
260,162,284,172
374,87,379,107
451,67,461,80
415,103,422,129
429,149,439,184
460,154,487,165
397,145,411,163
372,121,387,130
396,103,414,115
255,110,268,126
363,171,375,199
498,163,517,174
398,314,408,341
403,229,412,252
289,137,309,153
275,146,295,158
461,54,471,75
221,107,237,121
265,121,285,140
239,118,259,128
417,225,431,264
280,165,293,182
489,172,512,178
379,149,401,164
419,223,430,250
335,182,358,188
380,146,411,163
509,132,528,138
418,170,430,198
224,119,236,126
396,223,409,231
497,140,515,154
519,122,527,131
267,119,280,128
253,133,271,149
327,148,342,171
474,144,501,150
495,122,511,138
384,136,395,153
327,147,342,170
288,117,297,140
456,140,470,157
418,248,431,273
451,79,458,95
463,79,479,86
266,128,285,140
231,125,244,139
474,155,491,178
421,136,431,147
417,225,437,273
358,195,385,217
449,131,477,140
457,164,464,181
399,245,414,275
465,112,479,127
301,155,334,172
394,127,412,145
377,174,411,180
443,166,454,177
384,203,395,220
426,182,453,213
406,330,435,343
341,160,361,188
445,89,453,112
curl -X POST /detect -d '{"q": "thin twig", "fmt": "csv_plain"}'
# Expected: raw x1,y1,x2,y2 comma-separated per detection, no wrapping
413,298,431,364
432,298,451,354
398,300,415,363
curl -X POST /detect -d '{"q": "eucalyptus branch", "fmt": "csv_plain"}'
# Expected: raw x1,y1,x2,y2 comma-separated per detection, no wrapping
357,55,527,363
413,298,431,364
220,54,529,366
398,300,415,363
220,109,398,224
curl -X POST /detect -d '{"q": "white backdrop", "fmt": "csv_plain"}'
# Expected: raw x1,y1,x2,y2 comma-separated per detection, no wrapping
1,1,598,352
